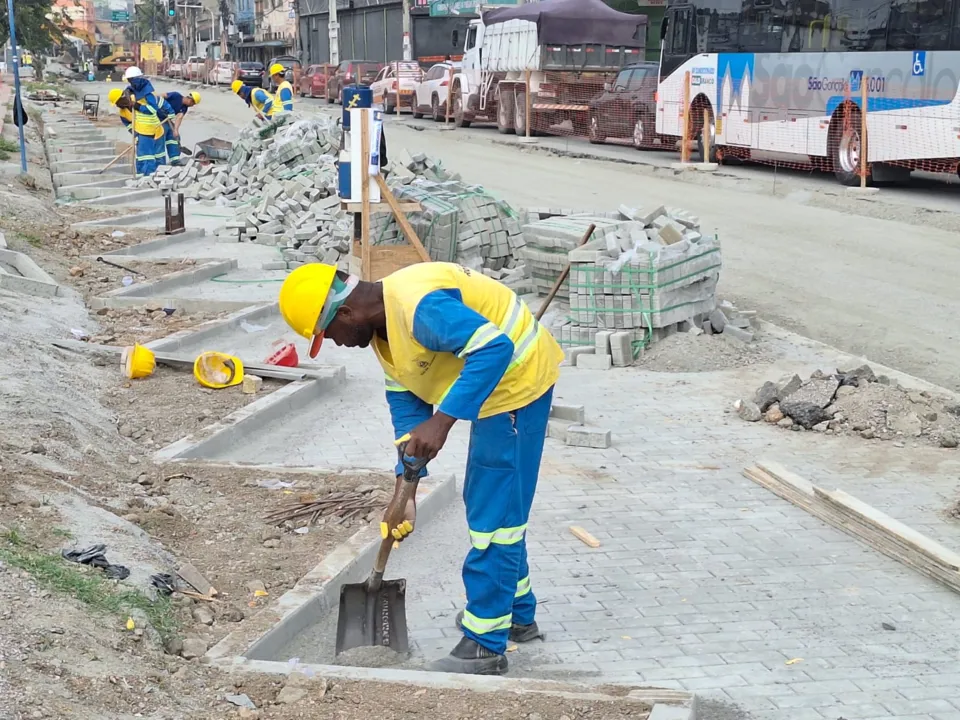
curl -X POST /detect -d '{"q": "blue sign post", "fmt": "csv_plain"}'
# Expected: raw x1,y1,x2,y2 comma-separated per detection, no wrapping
5,0,28,173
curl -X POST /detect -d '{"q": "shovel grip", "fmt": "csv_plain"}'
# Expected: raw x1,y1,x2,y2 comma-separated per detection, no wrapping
372,477,417,574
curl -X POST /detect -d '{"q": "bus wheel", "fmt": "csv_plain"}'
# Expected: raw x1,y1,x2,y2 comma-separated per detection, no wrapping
833,112,869,186
514,91,527,136
697,111,718,163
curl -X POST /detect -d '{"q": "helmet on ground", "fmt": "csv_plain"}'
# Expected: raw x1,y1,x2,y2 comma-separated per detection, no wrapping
231,79,244,94
269,63,285,77
123,66,143,80
193,351,244,389
108,88,124,105
189,91,201,105
279,263,339,358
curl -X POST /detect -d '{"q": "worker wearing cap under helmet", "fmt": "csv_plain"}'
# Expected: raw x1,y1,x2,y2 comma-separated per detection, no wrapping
231,79,276,120
108,87,164,175
269,63,294,113
161,91,200,164
277,262,563,676
123,66,175,167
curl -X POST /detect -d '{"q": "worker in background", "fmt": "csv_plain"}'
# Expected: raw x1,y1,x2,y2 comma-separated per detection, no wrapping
277,262,563,676
162,91,200,165
123,66,175,167
231,79,275,120
269,63,294,113
108,88,164,175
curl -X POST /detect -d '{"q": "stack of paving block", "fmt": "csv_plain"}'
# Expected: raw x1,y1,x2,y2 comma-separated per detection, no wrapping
549,205,721,364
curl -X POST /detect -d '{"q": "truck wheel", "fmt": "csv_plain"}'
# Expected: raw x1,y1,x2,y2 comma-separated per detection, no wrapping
588,112,605,144
431,95,442,122
514,91,527,136
497,90,515,134
385,94,396,114
453,87,471,128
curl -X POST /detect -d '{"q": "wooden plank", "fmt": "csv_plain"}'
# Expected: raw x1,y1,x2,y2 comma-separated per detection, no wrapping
755,460,816,498
360,110,372,282
569,526,600,548
816,488,960,571
340,201,422,213
375,174,431,263
177,563,218,597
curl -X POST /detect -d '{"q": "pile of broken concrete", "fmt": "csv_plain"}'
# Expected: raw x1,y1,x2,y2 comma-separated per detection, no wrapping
738,365,960,449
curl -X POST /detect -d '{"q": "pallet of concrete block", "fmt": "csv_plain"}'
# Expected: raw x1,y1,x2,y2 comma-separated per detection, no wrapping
546,403,611,449
520,212,629,299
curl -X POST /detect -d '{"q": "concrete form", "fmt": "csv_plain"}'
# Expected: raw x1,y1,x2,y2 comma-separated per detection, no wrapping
0,248,62,298
99,229,282,270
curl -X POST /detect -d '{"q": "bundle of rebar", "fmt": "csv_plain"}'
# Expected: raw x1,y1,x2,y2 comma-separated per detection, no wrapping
264,490,383,527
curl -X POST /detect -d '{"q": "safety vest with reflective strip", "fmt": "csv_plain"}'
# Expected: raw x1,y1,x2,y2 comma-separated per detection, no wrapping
250,88,276,117
373,262,563,419
119,105,164,139
274,80,294,112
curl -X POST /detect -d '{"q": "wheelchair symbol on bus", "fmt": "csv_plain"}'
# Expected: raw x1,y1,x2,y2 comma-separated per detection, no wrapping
912,51,926,77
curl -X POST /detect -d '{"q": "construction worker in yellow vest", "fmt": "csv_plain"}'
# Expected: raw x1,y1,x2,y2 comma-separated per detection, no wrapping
231,79,276,119
108,88,164,175
269,63,294,113
278,262,563,676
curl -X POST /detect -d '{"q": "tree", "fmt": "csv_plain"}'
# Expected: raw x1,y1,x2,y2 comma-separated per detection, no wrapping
129,0,174,43
0,0,72,53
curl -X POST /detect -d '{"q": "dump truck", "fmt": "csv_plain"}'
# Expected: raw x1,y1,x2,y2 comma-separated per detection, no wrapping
450,0,646,136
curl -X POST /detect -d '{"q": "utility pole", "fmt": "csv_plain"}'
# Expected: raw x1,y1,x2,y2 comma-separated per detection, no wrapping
401,0,411,61
328,0,338,65
5,0,28,173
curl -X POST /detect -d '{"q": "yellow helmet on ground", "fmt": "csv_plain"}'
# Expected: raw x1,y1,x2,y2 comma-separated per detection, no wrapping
269,63,286,77
231,80,244,94
279,263,339,358
193,351,244,389
189,91,201,104
108,88,123,105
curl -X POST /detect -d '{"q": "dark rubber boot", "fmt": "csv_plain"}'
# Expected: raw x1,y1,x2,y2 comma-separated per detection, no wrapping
427,636,508,675
455,610,544,643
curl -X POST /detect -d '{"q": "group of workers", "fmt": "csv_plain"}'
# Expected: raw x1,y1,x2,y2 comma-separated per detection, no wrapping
107,66,200,175
230,63,295,120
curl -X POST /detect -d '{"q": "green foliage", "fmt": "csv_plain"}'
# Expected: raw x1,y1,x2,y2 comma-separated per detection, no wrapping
129,0,173,42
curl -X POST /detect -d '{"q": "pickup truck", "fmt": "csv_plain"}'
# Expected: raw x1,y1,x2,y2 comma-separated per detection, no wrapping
184,56,205,82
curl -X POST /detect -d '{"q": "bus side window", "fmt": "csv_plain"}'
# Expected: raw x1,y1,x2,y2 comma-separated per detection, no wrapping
888,0,952,50
737,0,785,52
669,8,691,54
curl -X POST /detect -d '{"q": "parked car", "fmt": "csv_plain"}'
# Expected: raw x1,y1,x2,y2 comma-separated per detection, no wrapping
587,62,658,150
166,60,184,79
208,61,237,85
266,55,300,91
237,61,265,87
299,64,332,98
326,60,382,104
184,56,205,82
370,61,423,114
411,60,459,121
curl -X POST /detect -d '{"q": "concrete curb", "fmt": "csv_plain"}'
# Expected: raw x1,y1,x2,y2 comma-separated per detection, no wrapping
90,258,241,312
145,302,280,355
94,228,208,260
153,375,344,464
0,248,62,298
72,207,167,228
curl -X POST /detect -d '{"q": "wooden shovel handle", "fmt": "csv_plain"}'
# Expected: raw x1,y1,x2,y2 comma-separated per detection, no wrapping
535,223,596,322
372,478,418,574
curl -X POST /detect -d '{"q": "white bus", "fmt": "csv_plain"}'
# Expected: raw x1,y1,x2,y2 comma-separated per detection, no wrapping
654,0,960,185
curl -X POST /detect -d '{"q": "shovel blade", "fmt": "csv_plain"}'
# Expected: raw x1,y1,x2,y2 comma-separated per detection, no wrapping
335,578,409,656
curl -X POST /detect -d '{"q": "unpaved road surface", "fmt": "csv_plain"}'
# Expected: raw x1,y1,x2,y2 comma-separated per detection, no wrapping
101,78,960,390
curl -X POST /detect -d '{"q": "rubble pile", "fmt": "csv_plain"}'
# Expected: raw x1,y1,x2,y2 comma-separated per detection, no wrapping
738,365,960,449
524,205,722,365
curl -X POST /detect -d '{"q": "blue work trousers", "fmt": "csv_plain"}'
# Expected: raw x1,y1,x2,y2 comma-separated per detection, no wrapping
460,385,553,655
134,134,158,175
164,123,181,161
152,135,167,168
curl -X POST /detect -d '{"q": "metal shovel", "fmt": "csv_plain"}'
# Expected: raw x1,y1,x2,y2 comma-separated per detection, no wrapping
335,441,427,656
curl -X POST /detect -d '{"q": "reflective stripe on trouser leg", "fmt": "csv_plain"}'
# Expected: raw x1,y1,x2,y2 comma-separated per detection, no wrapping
461,407,525,655
511,385,553,626
135,135,156,175
164,125,181,160
153,136,167,165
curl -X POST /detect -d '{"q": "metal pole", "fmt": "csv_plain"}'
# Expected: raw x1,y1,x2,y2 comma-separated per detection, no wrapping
6,0,29,173
328,0,339,66
681,70,691,163
860,80,868,189
401,0,411,62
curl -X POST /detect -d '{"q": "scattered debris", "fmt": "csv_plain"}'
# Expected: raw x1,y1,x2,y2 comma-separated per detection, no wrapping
569,526,601,548
177,562,218,597
546,403,612,448
60,544,130,580
742,366,960,447
263,489,387,528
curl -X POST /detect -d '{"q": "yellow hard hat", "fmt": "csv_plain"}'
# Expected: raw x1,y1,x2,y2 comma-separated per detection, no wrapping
108,88,123,105
279,263,337,358
193,351,244,389
231,80,244,94
189,91,201,105
269,63,285,76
